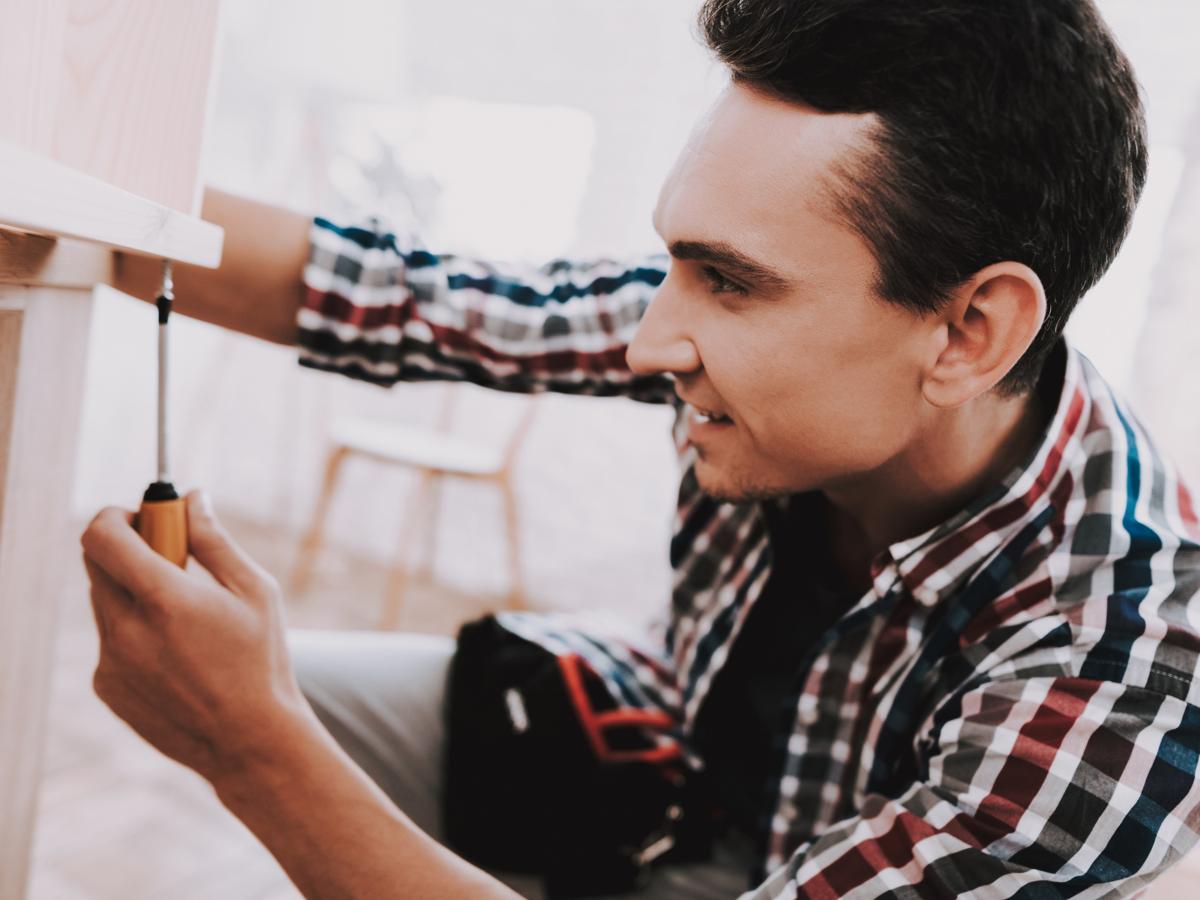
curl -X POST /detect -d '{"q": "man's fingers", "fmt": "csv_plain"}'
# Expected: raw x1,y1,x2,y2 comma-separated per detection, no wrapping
82,554,119,643
81,506,189,608
185,490,277,599
83,553,149,659
83,554,113,643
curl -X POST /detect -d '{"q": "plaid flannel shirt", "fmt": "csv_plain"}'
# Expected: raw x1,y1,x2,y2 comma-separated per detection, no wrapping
298,211,1200,898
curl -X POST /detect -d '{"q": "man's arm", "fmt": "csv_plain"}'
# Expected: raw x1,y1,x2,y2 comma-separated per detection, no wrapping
111,186,312,346
80,492,523,899
115,186,677,403
296,210,674,401
215,709,522,900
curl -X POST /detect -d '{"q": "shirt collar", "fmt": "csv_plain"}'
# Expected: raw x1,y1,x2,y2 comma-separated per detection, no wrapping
869,338,1090,607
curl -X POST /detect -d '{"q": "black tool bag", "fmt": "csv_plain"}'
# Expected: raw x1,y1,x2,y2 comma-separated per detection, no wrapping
442,614,725,898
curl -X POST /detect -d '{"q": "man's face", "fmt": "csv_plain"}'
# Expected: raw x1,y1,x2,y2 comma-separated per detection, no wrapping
627,83,936,503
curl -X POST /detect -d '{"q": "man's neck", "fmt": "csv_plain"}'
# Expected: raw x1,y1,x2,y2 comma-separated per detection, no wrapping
820,380,1055,577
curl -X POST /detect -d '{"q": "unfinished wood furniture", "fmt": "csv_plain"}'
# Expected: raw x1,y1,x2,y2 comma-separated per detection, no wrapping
0,2,225,897
289,385,537,629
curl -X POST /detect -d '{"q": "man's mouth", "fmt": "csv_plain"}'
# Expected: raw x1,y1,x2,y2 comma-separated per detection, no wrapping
689,405,733,427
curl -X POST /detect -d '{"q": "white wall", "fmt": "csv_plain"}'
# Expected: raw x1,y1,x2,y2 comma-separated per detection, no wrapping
71,0,1200,615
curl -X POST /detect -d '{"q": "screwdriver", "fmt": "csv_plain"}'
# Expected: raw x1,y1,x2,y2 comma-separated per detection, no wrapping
135,258,189,567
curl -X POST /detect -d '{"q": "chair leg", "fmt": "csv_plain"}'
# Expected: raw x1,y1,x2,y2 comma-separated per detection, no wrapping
380,469,434,630
288,445,349,600
414,474,443,581
499,475,524,610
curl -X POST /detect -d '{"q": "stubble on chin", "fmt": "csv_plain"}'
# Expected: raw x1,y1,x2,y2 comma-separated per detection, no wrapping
693,457,789,505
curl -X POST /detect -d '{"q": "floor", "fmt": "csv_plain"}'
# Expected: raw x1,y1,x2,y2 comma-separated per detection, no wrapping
25,508,1200,899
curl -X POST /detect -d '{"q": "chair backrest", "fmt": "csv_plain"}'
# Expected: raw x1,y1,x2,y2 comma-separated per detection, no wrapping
433,382,539,474
500,395,540,473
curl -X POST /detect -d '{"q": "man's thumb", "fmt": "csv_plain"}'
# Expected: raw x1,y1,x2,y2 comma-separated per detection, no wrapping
186,489,270,596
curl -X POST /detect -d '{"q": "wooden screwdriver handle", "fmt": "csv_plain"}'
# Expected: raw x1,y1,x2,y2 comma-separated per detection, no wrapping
137,497,189,568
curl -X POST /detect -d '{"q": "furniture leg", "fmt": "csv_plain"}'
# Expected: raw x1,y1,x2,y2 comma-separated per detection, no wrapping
288,444,348,599
499,476,524,610
0,284,95,900
380,468,434,630
415,473,443,581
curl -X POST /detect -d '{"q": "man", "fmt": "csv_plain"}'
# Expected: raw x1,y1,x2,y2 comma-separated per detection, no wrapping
81,0,1200,897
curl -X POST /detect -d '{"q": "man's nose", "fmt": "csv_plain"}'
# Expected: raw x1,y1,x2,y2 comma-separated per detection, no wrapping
626,280,700,376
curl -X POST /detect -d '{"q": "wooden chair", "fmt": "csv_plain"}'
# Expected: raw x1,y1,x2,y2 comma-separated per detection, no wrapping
289,385,538,629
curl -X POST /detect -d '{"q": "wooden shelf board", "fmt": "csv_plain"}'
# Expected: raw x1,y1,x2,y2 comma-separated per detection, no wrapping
0,140,223,269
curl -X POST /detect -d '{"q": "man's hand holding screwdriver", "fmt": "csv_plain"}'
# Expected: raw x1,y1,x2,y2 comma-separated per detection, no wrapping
80,489,312,786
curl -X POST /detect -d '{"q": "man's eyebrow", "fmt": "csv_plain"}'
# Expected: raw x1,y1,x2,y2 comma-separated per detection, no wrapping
666,239,792,290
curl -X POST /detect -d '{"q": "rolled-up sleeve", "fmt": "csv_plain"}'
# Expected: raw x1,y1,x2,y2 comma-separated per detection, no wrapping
297,212,674,402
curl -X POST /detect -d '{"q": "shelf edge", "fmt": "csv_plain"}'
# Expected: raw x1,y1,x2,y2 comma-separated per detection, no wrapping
0,140,224,269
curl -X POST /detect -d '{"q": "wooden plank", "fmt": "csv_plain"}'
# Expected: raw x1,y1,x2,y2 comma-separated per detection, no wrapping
0,0,224,216
0,285,94,900
0,140,223,268
0,305,21,519
0,228,113,291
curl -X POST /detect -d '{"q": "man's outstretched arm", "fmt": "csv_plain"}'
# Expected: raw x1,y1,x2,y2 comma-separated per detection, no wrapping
111,186,312,346
114,186,677,403
297,210,674,401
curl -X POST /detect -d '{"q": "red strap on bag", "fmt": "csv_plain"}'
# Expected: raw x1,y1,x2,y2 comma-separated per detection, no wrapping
557,653,684,766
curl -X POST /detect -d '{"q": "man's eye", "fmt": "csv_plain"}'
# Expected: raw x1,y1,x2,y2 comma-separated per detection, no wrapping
700,265,747,295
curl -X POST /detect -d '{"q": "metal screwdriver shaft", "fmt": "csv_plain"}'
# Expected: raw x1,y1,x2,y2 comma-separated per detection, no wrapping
156,259,172,483
136,258,189,567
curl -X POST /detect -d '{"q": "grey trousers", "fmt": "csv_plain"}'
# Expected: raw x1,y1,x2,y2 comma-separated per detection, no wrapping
287,628,759,900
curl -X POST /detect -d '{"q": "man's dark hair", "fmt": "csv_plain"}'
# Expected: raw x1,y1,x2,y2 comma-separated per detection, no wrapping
698,0,1147,395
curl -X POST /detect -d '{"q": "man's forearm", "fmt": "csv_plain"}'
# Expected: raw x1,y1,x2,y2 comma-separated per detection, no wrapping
111,186,312,346
213,706,523,900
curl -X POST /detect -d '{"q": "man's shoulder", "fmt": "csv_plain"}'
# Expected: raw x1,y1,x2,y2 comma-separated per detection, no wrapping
985,347,1200,700
1060,348,1200,568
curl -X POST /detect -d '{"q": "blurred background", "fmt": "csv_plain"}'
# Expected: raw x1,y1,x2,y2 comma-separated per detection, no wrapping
32,0,1200,897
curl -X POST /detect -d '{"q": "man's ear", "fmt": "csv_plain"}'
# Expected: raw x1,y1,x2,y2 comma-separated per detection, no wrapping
921,261,1047,408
